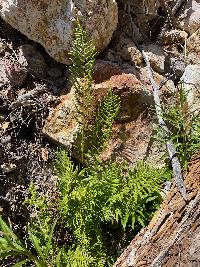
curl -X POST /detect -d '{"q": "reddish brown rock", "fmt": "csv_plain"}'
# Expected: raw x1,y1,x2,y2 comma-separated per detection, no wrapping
43,88,79,149
43,72,162,164
93,60,123,84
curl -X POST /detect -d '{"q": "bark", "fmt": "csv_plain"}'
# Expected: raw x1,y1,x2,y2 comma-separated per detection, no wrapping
114,154,200,267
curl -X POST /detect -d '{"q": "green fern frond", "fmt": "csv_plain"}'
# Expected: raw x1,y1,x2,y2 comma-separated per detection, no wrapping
155,83,200,169
56,151,166,266
88,89,121,157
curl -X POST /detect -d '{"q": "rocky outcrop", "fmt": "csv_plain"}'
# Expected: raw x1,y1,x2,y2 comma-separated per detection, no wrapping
0,0,118,64
43,61,175,165
43,72,155,163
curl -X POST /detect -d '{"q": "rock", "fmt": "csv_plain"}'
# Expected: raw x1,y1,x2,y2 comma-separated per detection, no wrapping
0,41,7,55
162,30,188,45
93,60,123,83
18,44,47,78
43,72,165,165
0,0,118,64
96,74,153,123
114,35,143,66
3,57,27,87
143,44,166,74
0,58,10,87
139,66,176,97
43,88,80,150
104,49,117,62
1,163,17,173
179,0,200,35
181,64,200,111
170,58,186,78
186,28,200,64
118,0,161,41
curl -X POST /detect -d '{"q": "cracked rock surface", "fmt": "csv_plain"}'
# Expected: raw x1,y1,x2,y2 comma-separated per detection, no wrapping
0,0,118,64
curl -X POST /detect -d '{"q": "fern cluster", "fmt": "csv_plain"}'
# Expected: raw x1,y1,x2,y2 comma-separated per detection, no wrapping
87,89,120,158
55,150,167,266
69,20,96,126
0,153,166,267
0,183,59,267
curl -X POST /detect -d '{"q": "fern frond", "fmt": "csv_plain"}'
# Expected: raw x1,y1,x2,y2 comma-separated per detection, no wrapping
88,89,121,157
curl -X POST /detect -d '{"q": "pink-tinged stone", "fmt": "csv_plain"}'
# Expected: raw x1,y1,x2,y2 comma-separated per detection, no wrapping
43,72,164,165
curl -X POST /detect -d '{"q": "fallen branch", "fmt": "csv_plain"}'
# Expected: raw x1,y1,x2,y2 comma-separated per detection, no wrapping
141,49,187,200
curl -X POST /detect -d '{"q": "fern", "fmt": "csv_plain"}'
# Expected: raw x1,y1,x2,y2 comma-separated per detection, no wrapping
0,151,167,267
56,150,167,266
155,83,200,169
0,21,171,267
88,89,120,158
69,22,120,163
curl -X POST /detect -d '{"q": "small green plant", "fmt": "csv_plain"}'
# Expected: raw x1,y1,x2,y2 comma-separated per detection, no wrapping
156,84,200,169
69,20,96,161
69,21,120,162
69,20,96,124
0,153,167,267
56,149,167,266
0,183,61,267
87,89,120,159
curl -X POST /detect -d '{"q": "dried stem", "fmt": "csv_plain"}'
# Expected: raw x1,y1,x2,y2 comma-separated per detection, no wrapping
141,49,187,201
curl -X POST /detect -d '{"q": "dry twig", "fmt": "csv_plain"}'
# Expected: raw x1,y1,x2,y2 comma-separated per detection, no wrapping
141,49,187,201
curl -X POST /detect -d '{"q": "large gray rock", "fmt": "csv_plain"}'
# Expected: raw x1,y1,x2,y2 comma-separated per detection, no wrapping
0,0,118,64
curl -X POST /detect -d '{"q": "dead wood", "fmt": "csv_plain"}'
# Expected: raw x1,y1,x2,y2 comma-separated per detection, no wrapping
114,154,200,267
141,49,187,200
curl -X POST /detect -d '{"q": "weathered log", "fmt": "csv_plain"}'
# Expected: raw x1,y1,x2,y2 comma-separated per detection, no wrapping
114,154,200,266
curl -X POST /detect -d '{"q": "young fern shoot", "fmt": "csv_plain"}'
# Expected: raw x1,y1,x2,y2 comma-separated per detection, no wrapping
69,21,120,162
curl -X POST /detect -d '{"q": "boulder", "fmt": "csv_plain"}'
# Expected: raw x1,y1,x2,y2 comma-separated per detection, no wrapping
179,0,200,35
186,28,200,64
0,0,118,64
181,64,200,112
43,72,167,165
143,44,166,75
